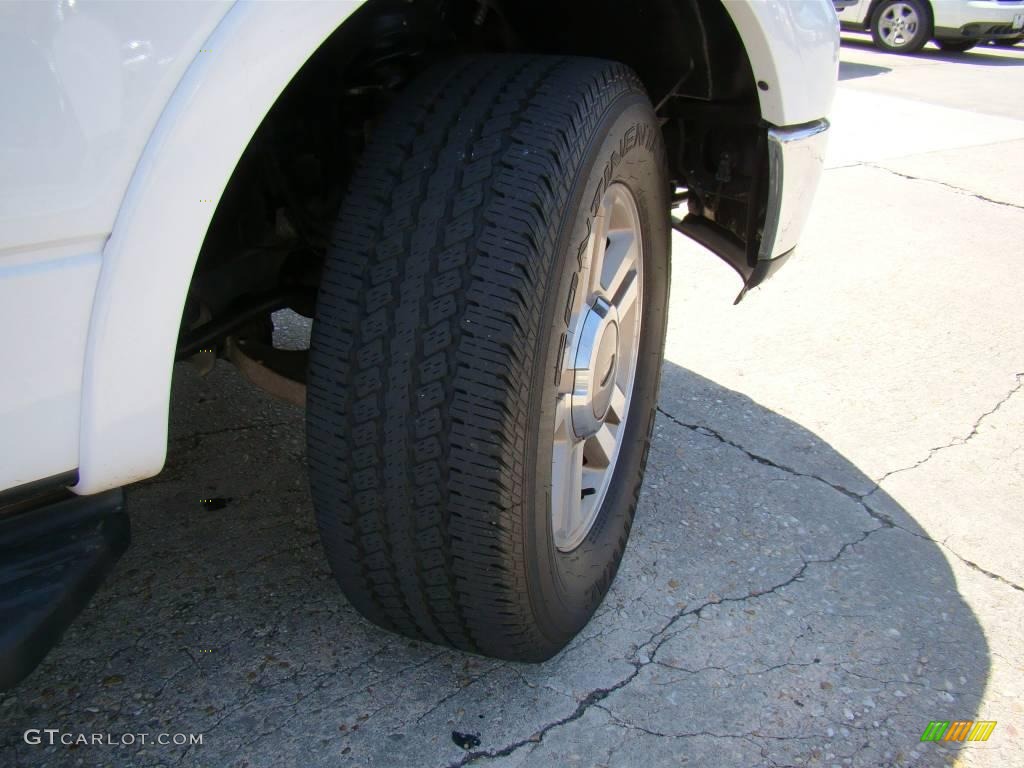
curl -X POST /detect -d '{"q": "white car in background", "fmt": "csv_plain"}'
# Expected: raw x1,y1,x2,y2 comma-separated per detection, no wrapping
838,0,1024,52
0,0,837,688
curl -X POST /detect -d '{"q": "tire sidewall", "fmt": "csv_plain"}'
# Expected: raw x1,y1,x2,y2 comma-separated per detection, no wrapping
524,94,669,649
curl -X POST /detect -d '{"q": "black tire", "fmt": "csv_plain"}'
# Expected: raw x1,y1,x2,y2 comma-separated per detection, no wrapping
306,55,669,661
871,0,931,53
937,40,978,52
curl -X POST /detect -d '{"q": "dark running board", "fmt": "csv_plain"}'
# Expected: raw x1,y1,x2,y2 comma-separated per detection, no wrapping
0,489,129,690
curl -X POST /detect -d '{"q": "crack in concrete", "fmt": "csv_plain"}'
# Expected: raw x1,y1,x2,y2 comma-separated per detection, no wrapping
867,374,1024,593
445,466,881,765
925,547,1024,594
838,665,983,701
598,704,833,745
651,659,820,679
596,704,781,747
655,406,886,524
413,663,506,724
865,163,1024,211
874,373,1024,486
444,663,645,767
657,400,1024,594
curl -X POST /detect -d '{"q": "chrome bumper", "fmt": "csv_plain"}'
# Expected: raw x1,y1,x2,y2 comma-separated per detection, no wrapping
759,119,830,262
673,117,830,303
722,118,830,302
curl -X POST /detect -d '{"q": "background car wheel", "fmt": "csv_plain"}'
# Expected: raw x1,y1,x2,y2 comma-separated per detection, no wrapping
871,0,931,53
306,55,670,662
937,40,978,52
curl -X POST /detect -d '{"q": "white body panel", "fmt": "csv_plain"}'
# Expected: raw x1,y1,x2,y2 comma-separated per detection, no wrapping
75,0,364,493
0,0,834,496
0,239,101,487
723,0,839,126
837,0,878,26
0,0,229,489
941,0,1024,29
0,1,230,251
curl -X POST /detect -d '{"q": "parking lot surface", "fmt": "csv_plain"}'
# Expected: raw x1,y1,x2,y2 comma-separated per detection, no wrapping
2,38,1023,768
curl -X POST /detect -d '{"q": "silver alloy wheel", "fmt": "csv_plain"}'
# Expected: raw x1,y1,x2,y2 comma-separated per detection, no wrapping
879,2,920,48
551,183,643,552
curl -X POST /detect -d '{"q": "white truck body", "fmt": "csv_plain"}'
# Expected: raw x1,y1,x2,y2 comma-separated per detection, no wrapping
0,0,837,495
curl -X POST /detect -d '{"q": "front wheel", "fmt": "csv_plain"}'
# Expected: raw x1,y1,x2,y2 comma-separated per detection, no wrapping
306,55,670,661
937,40,978,52
871,0,931,53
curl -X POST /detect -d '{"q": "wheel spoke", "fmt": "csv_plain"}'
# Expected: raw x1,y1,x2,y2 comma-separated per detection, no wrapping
551,438,584,542
612,269,639,318
586,423,617,468
584,210,611,299
554,394,572,435
601,230,638,299
608,385,627,423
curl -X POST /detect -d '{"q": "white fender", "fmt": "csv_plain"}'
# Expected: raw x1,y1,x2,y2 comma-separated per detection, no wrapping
723,0,839,126
74,1,364,494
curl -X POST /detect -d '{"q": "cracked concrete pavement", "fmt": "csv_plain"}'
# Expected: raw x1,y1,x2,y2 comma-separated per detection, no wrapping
2,36,1023,768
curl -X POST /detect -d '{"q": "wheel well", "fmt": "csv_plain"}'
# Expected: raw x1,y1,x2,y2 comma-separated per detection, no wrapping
177,0,761,375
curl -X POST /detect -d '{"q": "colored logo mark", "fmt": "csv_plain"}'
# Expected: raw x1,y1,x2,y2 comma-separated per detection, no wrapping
920,720,997,742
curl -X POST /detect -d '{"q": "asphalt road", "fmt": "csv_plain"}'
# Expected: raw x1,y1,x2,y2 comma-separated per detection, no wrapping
3,37,1023,768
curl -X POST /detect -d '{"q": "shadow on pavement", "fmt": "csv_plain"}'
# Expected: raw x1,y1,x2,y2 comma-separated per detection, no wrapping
839,60,892,80
841,34,1024,66
0,360,990,767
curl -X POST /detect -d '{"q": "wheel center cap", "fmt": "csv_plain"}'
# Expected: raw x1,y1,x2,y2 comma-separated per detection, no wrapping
570,297,619,439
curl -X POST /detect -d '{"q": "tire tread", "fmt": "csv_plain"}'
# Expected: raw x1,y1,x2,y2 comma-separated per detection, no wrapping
307,55,645,659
